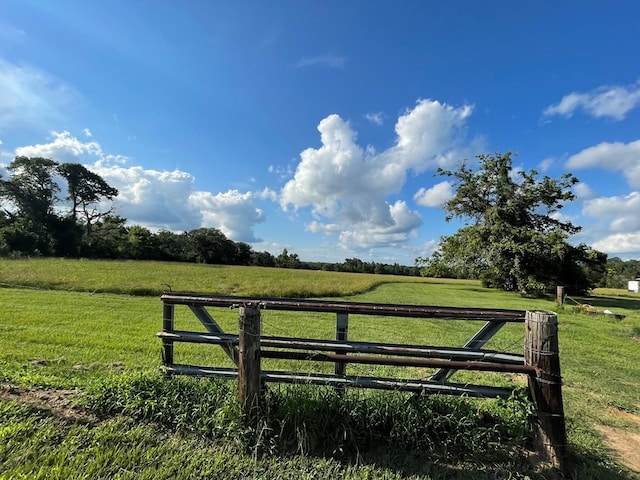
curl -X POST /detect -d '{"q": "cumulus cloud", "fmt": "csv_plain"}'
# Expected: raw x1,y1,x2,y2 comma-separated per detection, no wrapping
0,59,78,130
573,182,595,200
279,99,475,249
544,81,640,121
336,201,423,249
388,100,473,171
414,181,453,207
583,192,640,233
12,132,268,241
16,131,112,163
593,232,640,254
566,139,640,187
189,190,267,242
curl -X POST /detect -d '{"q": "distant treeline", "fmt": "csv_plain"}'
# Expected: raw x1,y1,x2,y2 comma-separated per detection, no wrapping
0,157,419,275
1,156,637,284
2,211,420,276
602,257,640,289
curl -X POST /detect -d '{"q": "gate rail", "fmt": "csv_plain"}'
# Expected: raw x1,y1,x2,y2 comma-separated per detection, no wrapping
158,293,566,469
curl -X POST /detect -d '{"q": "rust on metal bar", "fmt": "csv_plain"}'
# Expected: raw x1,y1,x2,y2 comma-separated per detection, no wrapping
430,320,507,382
260,350,535,374
163,364,515,398
156,330,526,364
161,293,525,322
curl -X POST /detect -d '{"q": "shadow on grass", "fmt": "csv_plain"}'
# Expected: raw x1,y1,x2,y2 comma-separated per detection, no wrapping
566,295,640,312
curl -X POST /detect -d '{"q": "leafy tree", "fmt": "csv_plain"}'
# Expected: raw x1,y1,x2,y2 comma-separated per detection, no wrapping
233,242,253,265
0,156,61,254
81,215,129,258
127,225,156,259
154,230,188,261
603,257,640,289
1,157,59,224
276,248,301,268
186,228,237,264
57,163,118,235
251,250,276,267
418,152,604,294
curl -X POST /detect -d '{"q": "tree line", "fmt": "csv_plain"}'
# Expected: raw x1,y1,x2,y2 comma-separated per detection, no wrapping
2,155,638,291
0,156,419,276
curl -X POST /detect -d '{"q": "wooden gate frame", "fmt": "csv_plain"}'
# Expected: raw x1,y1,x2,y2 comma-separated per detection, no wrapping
158,293,567,470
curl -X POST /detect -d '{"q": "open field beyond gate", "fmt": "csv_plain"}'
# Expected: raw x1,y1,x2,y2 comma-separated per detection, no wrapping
0,258,639,479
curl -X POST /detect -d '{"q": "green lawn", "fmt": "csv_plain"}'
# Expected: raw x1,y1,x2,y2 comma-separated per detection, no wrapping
1,258,639,479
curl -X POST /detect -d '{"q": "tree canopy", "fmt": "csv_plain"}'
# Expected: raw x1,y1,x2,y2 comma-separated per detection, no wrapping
417,152,606,294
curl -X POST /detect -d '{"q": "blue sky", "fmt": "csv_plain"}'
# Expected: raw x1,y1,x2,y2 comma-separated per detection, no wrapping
1,1,640,265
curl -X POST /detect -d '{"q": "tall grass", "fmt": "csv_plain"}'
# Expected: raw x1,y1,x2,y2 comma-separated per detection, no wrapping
0,257,445,297
82,373,532,461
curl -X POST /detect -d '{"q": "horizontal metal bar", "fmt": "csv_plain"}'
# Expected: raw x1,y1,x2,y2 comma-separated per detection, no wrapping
163,364,516,398
431,320,507,383
260,350,535,374
156,330,525,364
161,293,525,322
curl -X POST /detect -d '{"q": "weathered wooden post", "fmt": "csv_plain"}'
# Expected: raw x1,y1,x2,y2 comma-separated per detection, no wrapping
525,310,567,471
162,302,174,367
238,304,261,419
556,286,565,308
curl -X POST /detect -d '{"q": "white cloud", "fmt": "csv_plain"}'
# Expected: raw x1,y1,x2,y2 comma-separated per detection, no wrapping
566,139,640,187
297,54,346,68
583,192,640,233
16,130,104,162
13,133,268,241
0,59,78,130
593,232,640,255
388,99,474,172
538,157,554,172
336,201,423,249
189,190,266,242
544,81,640,121
364,112,384,125
414,181,453,207
279,99,475,249
83,128,93,138
574,182,595,200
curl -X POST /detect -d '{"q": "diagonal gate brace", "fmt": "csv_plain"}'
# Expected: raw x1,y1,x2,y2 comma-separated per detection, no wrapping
429,321,506,383
189,305,239,366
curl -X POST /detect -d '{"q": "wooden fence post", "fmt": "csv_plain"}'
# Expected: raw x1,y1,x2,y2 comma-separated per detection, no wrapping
556,286,565,308
238,305,261,419
162,303,174,367
525,310,568,472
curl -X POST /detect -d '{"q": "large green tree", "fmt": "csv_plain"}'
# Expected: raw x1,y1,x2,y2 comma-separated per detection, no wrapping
417,152,605,294
0,156,60,254
57,163,119,235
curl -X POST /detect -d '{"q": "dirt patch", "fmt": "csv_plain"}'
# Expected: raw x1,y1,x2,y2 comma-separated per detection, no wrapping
596,408,640,474
0,383,97,424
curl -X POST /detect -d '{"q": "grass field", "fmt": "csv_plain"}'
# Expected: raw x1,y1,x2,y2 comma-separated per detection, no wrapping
1,258,639,479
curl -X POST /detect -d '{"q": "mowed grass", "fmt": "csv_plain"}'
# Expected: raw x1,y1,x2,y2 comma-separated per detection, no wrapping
1,258,639,479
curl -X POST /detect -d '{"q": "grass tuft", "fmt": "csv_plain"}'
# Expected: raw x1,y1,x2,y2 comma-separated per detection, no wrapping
82,373,533,463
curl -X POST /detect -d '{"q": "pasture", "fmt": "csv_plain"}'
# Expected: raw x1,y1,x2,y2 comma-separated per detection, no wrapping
0,258,639,479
